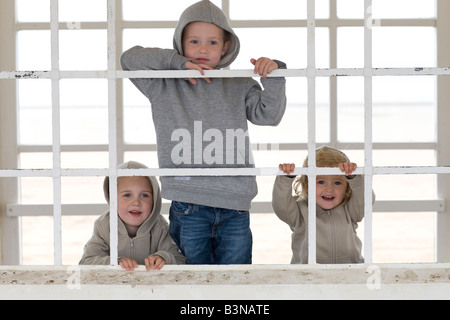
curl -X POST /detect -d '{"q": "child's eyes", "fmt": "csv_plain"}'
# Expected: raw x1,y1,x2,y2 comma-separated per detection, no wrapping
122,193,151,198
189,40,218,45
317,180,343,186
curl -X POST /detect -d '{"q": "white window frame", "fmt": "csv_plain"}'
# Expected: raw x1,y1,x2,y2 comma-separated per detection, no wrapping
1,0,450,265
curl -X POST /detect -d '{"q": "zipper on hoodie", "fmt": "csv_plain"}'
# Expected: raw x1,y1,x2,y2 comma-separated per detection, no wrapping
326,211,336,263
130,238,135,260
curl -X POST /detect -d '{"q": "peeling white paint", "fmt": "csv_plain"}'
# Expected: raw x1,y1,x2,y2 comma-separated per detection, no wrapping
1,67,450,80
0,264,449,300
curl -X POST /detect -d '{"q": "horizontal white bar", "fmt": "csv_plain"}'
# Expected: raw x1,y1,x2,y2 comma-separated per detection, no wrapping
15,18,437,31
1,166,450,178
17,142,438,153
2,264,450,300
373,167,450,175
6,199,445,217
1,68,449,80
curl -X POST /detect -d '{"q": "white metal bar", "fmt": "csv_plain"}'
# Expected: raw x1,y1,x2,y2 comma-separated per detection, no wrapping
307,0,317,265
16,141,439,154
2,68,450,80
364,0,374,264
16,22,108,31
118,68,450,78
14,18,437,31
329,0,338,148
50,0,62,266
437,0,450,262
2,166,450,178
0,0,22,265
115,0,125,165
107,0,119,267
6,200,445,217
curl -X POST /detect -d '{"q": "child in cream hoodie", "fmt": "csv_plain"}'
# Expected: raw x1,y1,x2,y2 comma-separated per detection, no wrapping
80,161,185,270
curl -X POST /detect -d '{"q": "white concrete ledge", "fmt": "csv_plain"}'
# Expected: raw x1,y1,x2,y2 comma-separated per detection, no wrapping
0,264,449,300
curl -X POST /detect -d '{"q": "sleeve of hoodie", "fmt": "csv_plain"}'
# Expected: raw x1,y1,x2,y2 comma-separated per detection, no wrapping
345,175,376,224
272,175,305,232
120,46,190,100
151,216,186,265
79,217,111,265
245,60,287,126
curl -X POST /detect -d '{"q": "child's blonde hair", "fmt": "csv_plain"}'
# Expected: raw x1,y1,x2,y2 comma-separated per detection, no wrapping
294,146,353,206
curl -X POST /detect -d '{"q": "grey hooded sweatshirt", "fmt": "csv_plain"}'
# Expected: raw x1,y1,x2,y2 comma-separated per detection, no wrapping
79,161,186,266
120,0,287,211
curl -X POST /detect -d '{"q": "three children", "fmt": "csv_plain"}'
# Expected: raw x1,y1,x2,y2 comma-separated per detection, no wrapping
80,1,375,269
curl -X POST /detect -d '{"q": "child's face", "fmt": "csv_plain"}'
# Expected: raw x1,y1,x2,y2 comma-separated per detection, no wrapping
117,176,153,229
182,21,230,69
315,175,348,210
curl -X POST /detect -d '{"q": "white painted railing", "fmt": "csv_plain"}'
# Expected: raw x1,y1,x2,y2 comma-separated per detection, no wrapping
1,264,449,300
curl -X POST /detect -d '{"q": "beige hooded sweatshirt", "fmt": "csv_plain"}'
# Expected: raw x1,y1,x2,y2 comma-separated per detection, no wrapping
79,161,186,266
272,175,375,264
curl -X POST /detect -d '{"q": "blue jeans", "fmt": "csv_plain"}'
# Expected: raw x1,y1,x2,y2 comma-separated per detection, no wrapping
169,201,253,265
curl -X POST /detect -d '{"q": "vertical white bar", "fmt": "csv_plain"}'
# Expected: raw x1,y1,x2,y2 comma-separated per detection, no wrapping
436,0,450,262
329,0,338,147
307,0,317,264
0,0,21,265
50,0,62,266
107,0,119,266
222,0,230,17
115,0,125,165
364,0,374,264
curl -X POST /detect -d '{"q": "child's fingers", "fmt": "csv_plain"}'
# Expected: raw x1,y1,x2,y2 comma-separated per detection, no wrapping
145,257,151,270
119,258,138,271
251,58,278,79
279,163,295,175
186,62,212,85
341,163,351,175
188,77,211,85
145,256,166,271
251,58,265,75
153,259,165,271
339,163,357,175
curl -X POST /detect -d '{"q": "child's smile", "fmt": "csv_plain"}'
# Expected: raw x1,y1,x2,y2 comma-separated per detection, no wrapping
128,209,143,218
117,176,153,237
316,175,348,210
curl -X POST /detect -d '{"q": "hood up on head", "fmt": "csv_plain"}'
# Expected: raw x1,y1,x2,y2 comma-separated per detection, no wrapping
173,0,240,69
103,161,162,222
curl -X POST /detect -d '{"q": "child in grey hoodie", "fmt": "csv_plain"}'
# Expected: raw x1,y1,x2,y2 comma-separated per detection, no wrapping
121,0,287,264
79,161,186,270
